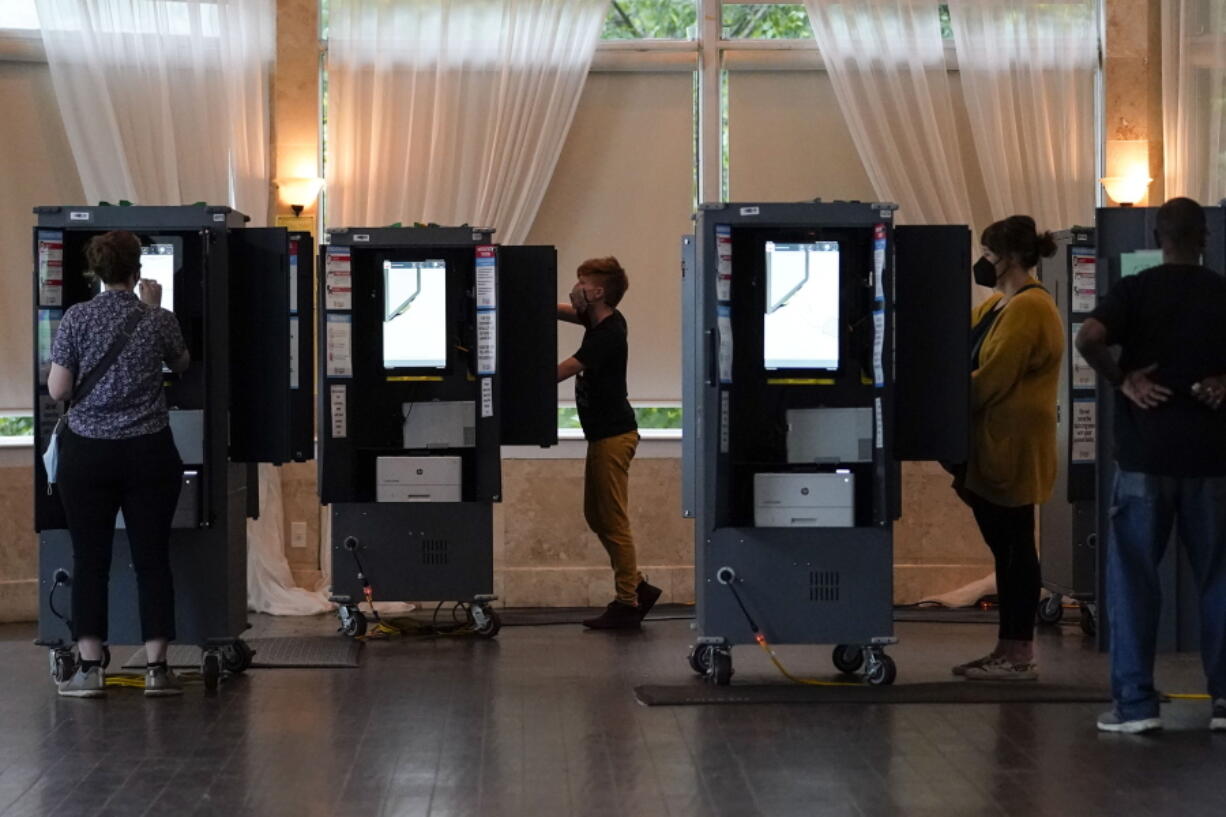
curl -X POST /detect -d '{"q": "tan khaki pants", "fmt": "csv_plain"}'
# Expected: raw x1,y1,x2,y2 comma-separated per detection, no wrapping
584,431,641,606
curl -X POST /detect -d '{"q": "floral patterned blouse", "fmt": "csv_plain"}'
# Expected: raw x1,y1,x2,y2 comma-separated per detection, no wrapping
51,290,188,439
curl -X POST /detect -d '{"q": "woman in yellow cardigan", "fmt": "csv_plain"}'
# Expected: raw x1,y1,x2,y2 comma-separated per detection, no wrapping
954,216,1064,681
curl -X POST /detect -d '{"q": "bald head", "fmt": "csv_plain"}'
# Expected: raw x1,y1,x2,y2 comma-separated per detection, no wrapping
1155,197,1207,258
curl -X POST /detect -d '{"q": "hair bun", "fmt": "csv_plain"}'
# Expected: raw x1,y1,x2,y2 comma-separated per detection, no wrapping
1036,231,1058,259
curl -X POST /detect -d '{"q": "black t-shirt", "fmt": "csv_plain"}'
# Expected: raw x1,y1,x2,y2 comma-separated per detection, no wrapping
573,310,637,441
1090,263,1226,476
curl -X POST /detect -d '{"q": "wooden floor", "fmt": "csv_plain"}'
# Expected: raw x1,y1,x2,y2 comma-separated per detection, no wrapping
1,613,1223,817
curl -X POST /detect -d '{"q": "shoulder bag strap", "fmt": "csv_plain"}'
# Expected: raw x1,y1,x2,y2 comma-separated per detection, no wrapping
69,306,148,409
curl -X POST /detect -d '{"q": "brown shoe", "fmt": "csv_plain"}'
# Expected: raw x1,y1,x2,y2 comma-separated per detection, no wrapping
582,601,642,630
636,581,663,619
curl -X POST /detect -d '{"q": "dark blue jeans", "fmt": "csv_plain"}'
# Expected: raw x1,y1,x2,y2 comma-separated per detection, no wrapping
1107,470,1226,720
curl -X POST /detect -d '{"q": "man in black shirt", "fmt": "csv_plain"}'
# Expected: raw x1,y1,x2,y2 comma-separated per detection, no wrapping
1076,197,1226,734
557,257,661,630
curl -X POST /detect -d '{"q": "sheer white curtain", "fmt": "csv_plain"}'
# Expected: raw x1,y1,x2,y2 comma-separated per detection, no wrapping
326,0,609,242
1163,0,1226,204
37,0,330,616
949,0,1098,228
35,0,273,217
804,0,975,227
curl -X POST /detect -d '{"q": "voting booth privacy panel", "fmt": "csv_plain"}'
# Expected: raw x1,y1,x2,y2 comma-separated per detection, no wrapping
1037,228,1100,634
1092,205,1226,654
681,201,970,685
317,226,556,637
32,205,312,687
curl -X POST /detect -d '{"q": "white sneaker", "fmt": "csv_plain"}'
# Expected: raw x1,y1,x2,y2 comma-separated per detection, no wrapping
1211,699,1226,732
1097,711,1162,734
57,666,105,698
963,658,1038,681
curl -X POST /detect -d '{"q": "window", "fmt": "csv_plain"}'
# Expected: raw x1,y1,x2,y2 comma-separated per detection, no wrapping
559,406,683,432
722,4,812,39
0,1,39,30
602,0,697,40
0,414,34,438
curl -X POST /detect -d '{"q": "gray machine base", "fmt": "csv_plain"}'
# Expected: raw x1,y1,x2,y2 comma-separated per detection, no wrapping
329,502,493,603
697,526,894,647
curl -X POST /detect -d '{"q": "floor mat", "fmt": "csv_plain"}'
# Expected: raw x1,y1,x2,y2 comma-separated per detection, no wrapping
123,637,360,669
635,681,1112,707
498,604,695,627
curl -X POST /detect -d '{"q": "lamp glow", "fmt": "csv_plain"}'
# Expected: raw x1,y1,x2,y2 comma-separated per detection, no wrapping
1101,140,1152,206
275,177,324,216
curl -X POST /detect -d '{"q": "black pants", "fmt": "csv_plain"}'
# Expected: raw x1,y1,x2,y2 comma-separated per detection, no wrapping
965,491,1040,642
57,427,183,643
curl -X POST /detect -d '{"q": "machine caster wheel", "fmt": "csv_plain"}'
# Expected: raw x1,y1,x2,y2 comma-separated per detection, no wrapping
470,606,501,639
201,651,221,692
1079,603,1097,637
222,639,255,674
1038,594,1064,625
339,606,367,639
707,649,733,686
50,648,76,684
687,644,712,676
865,652,897,686
832,644,864,674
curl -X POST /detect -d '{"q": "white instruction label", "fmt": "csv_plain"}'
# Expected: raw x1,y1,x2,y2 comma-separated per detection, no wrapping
875,396,885,449
872,308,886,387
475,246,497,309
717,306,733,384
716,225,733,302
481,377,494,418
329,385,347,439
37,309,62,385
1071,250,1096,313
289,317,300,390
476,311,497,375
289,239,300,314
873,224,887,301
1070,323,1095,390
325,247,352,310
38,232,64,307
325,313,353,377
1072,399,1096,463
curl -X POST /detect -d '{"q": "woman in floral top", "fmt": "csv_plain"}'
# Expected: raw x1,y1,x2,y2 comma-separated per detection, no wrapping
48,230,191,698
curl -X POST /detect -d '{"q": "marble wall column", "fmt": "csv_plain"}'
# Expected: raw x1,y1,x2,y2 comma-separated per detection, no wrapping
1104,0,1164,205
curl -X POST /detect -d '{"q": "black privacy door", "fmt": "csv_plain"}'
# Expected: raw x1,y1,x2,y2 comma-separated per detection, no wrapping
497,245,558,447
229,228,294,464
891,225,971,463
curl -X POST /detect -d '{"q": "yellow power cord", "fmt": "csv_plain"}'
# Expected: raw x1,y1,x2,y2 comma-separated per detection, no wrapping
103,671,204,689
753,633,865,688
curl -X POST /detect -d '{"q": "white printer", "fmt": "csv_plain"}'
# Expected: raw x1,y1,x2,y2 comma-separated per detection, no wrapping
376,456,462,502
753,472,855,528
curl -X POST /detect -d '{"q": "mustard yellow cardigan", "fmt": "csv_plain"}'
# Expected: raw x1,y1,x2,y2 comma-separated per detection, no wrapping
965,281,1065,507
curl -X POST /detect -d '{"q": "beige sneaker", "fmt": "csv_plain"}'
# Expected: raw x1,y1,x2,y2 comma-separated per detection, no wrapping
951,654,998,677
964,658,1038,681
144,665,183,697
57,666,106,698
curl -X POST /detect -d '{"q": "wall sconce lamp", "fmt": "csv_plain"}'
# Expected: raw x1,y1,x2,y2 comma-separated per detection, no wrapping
275,177,324,217
1100,140,1152,207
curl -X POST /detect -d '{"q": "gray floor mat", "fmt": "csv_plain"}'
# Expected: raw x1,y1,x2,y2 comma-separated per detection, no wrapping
635,681,1112,706
123,636,360,669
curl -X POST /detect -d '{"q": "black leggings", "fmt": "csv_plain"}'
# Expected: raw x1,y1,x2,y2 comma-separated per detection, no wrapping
965,491,1040,642
56,427,183,643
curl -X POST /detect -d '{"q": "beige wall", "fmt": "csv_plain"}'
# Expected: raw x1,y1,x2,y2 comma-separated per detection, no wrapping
528,71,695,405
0,59,83,413
0,57,83,620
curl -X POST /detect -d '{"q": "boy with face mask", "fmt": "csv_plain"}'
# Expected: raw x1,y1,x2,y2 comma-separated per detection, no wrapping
557,257,661,629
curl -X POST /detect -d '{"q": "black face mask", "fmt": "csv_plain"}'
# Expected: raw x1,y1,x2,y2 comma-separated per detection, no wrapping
973,256,1000,288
